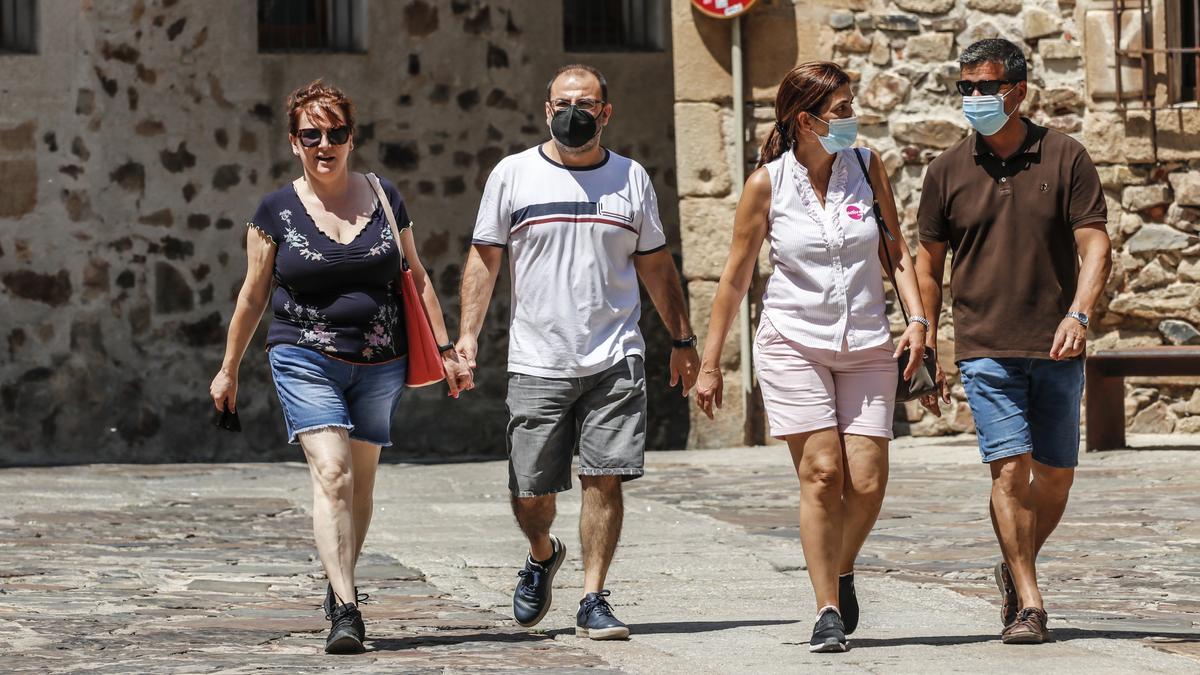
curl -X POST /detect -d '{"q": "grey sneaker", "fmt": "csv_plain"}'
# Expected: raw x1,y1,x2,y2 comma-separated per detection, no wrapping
512,534,566,627
809,607,848,653
576,590,630,640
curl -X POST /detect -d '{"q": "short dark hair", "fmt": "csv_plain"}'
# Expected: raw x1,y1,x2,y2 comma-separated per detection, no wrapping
959,38,1027,81
546,63,608,102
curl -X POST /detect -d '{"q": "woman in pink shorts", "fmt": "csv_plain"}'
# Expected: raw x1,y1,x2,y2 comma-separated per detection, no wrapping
696,62,930,652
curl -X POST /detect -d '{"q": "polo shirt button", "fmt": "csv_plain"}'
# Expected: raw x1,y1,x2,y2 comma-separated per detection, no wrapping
1000,177,1007,183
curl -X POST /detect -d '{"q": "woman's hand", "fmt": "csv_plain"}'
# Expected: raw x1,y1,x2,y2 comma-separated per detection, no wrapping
441,349,473,398
210,368,238,411
695,366,724,420
893,322,927,382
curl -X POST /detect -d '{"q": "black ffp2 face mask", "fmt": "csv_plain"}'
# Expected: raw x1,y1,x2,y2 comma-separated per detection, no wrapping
550,105,599,148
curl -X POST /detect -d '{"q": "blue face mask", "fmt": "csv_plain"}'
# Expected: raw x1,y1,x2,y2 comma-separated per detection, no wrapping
962,86,1017,136
808,113,858,154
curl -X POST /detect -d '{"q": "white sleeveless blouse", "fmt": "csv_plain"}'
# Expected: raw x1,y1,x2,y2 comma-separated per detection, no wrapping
761,147,891,352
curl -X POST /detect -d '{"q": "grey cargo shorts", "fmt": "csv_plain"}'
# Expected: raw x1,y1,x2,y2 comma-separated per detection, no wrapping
505,355,647,497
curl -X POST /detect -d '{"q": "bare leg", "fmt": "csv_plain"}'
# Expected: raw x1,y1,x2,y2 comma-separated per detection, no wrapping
837,434,889,574
1030,462,1074,555
580,475,623,596
349,439,381,566
788,428,846,611
512,494,557,562
989,454,1042,610
300,427,356,605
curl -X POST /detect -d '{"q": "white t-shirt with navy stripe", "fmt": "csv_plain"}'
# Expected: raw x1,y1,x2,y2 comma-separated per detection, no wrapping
473,145,667,378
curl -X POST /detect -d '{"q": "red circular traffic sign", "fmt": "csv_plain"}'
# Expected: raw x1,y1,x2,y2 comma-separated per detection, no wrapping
691,0,758,19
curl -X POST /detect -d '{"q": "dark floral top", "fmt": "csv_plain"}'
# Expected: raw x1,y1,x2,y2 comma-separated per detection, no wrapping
248,176,409,364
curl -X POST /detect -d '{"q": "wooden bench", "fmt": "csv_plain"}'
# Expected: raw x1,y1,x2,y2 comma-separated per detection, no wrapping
1085,347,1200,451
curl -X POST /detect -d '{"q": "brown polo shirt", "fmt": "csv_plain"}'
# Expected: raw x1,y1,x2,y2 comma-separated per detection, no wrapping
917,118,1107,362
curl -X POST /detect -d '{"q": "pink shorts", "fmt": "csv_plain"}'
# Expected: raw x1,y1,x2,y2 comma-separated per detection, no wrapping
753,316,898,440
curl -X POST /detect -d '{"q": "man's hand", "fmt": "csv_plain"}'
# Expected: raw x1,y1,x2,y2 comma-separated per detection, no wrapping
455,334,479,371
1049,316,1087,360
919,360,952,417
670,346,700,396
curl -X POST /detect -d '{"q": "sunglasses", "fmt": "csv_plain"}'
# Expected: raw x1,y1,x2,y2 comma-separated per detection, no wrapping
297,126,351,148
955,80,1018,96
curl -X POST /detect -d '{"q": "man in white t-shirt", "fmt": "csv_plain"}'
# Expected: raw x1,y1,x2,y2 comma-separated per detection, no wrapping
456,64,699,640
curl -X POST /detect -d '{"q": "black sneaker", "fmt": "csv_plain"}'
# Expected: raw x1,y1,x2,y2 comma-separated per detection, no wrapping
325,602,365,654
995,561,1018,627
838,573,859,635
575,590,630,640
323,585,367,642
809,607,848,653
513,534,565,627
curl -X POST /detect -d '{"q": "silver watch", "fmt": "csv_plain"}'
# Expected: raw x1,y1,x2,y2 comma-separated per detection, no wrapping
1066,311,1089,328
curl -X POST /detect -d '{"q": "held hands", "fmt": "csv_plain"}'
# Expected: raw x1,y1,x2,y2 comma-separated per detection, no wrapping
670,346,701,396
1050,316,1087,361
441,347,473,398
695,364,723,420
209,368,237,412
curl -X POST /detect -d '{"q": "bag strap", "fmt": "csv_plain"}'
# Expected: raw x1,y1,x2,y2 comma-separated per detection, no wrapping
852,148,910,324
365,172,410,271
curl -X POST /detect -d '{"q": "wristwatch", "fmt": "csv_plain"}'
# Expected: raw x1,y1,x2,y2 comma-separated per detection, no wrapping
673,335,698,348
437,342,456,354
1066,311,1089,328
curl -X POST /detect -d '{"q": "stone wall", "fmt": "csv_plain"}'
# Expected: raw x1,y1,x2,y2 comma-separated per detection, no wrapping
672,0,1200,445
0,0,683,464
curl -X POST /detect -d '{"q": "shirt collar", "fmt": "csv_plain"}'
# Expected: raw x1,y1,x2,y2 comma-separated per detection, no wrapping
972,117,1044,159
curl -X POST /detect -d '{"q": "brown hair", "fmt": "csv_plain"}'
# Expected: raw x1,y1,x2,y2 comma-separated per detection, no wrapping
286,79,356,135
756,62,851,168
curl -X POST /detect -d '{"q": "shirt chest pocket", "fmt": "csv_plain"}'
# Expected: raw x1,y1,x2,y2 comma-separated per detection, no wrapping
597,195,636,229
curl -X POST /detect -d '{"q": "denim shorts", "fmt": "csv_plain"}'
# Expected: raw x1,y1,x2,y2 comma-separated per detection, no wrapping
957,357,1085,468
267,344,407,446
506,356,646,497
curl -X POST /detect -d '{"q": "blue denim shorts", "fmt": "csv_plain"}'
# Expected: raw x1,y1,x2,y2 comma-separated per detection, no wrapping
267,344,407,446
957,357,1085,468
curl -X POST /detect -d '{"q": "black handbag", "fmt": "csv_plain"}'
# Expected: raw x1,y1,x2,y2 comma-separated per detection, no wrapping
852,148,938,402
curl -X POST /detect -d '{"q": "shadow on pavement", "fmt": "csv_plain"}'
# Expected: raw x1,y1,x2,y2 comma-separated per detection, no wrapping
543,619,798,637
368,631,555,651
851,628,1200,649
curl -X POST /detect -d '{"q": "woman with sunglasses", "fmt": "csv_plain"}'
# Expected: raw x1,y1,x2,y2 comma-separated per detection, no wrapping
695,62,929,652
209,80,472,654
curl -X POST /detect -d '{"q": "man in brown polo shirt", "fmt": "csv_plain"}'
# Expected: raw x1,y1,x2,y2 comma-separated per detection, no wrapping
915,39,1112,645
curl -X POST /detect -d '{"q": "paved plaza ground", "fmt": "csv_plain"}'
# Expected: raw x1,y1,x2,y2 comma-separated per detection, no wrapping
0,435,1198,673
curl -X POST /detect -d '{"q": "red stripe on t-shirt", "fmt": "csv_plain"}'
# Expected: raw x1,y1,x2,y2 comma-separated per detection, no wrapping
511,215,637,236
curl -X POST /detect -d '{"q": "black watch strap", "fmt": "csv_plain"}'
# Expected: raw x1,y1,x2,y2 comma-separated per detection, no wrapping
437,342,456,353
672,335,697,348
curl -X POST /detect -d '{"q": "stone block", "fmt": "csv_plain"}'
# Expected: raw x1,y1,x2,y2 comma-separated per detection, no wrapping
1168,172,1200,206
0,158,37,217
1095,164,1146,190
674,103,731,198
1130,258,1170,291
1038,39,1081,60
2,269,71,306
1089,329,1162,351
1122,184,1171,212
1178,416,1200,434
1129,400,1175,433
891,117,968,149
966,0,1022,14
680,197,737,281
905,32,953,62
862,73,911,112
870,32,892,66
1108,284,1200,323
1180,258,1200,283
956,20,1000,48
835,30,872,54
1084,9,1145,102
1082,111,1155,164
1155,109,1200,161
829,10,855,29
1125,223,1190,254
873,14,921,32
1160,319,1200,346
685,277,743,370
1022,7,1062,40
0,121,35,152
672,0,731,102
895,0,955,13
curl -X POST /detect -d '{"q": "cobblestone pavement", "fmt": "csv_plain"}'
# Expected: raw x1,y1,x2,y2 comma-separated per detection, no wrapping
0,436,1197,672
628,435,1200,662
0,464,612,674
